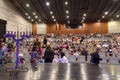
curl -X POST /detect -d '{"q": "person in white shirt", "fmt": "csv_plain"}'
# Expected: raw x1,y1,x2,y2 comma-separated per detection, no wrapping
60,52,68,63
73,50,79,63
52,54,60,63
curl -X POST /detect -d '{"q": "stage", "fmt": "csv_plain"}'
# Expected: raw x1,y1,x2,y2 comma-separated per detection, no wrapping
0,63,120,80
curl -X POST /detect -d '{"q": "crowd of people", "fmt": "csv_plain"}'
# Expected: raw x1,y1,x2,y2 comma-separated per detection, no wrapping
0,33,120,65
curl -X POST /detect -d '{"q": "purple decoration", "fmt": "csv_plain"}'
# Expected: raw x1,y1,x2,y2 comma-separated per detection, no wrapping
4,33,30,69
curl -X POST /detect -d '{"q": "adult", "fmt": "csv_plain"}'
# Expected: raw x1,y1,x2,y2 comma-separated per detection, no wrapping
0,41,6,64
81,47,88,63
44,46,54,63
90,45,102,64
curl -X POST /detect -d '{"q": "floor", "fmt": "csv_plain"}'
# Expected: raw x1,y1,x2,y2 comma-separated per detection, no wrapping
0,63,120,80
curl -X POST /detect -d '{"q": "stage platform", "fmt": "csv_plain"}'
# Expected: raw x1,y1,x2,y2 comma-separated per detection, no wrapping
0,63,120,80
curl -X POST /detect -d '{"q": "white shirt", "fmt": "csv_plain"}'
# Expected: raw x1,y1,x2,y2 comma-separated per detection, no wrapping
60,56,68,63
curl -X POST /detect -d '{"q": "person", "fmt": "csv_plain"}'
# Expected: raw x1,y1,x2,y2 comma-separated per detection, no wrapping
43,36,47,48
39,56,44,63
73,50,79,63
52,54,60,63
0,41,6,64
33,38,40,48
80,36,85,44
90,45,102,64
60,52,68,63
44,46,54,63
7,38,14,53
30,46,38,63
81,47,88,63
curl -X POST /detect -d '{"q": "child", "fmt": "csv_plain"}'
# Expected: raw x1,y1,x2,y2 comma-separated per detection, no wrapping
39,56,44,63
52,54,60,63
73,50,79,63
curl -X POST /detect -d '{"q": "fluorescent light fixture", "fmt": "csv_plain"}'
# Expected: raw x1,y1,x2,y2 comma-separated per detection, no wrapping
50,11,53,14
66,10,69,13
105,11,108,15
116,15,119,17
35,15,38,18
46,2,50,6
67,16,69,18
28,16,31,19
65,1,68,5
26,4,30,7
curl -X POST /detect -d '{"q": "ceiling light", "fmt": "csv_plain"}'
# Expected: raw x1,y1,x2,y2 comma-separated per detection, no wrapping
52,16,54,19
65,1,68,5
25,13,28,15
66,10,69,13
39,19,41,22
83,13,86,16
33,12,36,15
68,21,70,23
50,11,53,14
98,20,100,22
35,15,38,19
82,20,84,22
67,16,69,18
46,2,50,6
54,19,56,21
31,19,33,22
28,16,31,19
102,16,105,18
116,15,120,17
83,17,85,19
26,4,30,7
105,11,108,15
35,22,37,23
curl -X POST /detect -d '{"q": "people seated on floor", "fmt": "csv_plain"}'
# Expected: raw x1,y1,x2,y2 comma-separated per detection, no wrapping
1,33,120,64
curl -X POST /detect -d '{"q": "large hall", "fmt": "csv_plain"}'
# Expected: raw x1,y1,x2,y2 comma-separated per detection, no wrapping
0,0,120,80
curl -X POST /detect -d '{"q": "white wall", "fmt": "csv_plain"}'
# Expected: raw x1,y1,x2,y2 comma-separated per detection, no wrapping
108,21,120,33
0,0,32,33
37,24,46,34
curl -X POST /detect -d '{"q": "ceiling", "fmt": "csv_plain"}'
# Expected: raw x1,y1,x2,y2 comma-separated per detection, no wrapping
9,0,120,24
